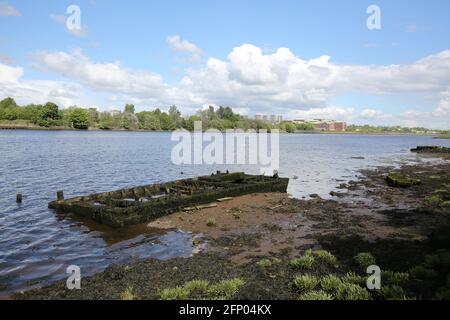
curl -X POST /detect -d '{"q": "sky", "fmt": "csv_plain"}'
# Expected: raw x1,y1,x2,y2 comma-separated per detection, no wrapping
1,0,450,129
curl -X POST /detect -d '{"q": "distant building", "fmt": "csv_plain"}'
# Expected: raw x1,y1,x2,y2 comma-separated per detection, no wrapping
255,114,283,124
109,109,121,116
255,114,264,121
292,119,347,132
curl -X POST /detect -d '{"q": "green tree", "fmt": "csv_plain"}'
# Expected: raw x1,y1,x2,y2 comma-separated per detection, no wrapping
159,112,171,130
124,104,135,114
0,97,17,109
68,108,89,129
168,105,182,128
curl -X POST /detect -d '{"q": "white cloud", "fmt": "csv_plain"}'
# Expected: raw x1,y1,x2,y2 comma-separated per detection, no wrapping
0,63,85,107
0,2,20,17
167,35,202,63
5,44,450,128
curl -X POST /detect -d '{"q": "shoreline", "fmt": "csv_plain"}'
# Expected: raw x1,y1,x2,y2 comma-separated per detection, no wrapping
11,151,450,300
0,126,445,137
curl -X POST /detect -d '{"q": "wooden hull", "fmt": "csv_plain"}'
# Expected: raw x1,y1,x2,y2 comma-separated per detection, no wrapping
49,172,289,228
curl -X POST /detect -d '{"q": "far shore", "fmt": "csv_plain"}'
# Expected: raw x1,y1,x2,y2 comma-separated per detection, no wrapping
0,125,447,137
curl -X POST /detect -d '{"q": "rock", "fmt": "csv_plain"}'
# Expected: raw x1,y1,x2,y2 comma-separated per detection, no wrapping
411,146,450,154
385,174,421,188
309,194,320,199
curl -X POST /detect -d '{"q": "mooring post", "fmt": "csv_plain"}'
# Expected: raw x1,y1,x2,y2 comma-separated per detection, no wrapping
57,191,64,201
16,193,23,203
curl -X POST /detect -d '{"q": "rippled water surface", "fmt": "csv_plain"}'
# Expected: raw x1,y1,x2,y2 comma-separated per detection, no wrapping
1,130,449,295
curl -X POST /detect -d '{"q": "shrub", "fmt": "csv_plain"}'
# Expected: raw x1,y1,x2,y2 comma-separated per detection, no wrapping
354,252,376,269
291,274,319,292
291,255,315,270
298,290,333,300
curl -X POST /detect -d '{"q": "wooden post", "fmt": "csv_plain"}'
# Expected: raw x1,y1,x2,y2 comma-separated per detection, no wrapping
57,191,64,201
16,193,23,203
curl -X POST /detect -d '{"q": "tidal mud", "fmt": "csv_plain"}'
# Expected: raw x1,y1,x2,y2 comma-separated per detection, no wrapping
15,151,450,300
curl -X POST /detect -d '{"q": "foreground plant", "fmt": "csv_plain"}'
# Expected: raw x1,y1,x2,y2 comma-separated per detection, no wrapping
159,278,245,300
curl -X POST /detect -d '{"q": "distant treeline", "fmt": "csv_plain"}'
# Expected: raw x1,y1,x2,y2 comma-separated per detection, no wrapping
0,97,313,132
1,97,448,134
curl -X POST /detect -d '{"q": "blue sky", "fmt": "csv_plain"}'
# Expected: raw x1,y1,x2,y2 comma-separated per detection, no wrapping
1,0,450,128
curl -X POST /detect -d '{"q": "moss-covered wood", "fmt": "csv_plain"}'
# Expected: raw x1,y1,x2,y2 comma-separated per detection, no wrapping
48,172,289,228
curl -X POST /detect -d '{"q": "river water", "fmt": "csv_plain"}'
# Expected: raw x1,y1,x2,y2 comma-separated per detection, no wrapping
1,130,449,295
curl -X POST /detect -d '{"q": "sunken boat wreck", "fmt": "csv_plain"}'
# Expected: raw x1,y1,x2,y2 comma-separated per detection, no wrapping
49,172,289,228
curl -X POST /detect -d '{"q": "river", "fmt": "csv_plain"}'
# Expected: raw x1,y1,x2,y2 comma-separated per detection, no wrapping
1,130,449,295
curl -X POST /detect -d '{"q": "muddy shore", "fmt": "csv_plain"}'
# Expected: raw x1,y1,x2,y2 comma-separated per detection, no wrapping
14,151,450,300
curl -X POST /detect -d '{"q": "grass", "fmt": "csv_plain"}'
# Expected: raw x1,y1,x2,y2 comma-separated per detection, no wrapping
354,252,377,270
341,272,366,286
320,275,343,293
290,255,315,270
380,285,408,300
309,249,338,267
382,271,410,286
256,258,281,267
159,278,245,300
290,249,338,270
207,278,245,300
291,274,319,292
121,286,135,300
206,218,216,227
335,283,372,300
298,290,334,300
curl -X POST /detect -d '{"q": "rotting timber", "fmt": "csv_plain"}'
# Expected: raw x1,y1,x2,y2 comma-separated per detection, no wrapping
48,172,289,228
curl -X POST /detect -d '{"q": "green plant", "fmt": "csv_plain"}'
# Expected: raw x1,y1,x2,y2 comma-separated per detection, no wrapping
354,252,376,269
342,272,366,286
335,283,371,300
380,285,407,300
291,274,319,292
159,278,244,300
207,278,245,300
184,279,210,295
291,255,315,270
409,265,438,280
206,218,216,227
311,250,338,267
121,286,135,300
382,271,409,286
426,195,443,207
298,290,333,300
320,275,343,293
256,258,281,267
159,286,191,300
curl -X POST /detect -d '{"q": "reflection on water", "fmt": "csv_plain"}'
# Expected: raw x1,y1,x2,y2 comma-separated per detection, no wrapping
1,130,449,295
